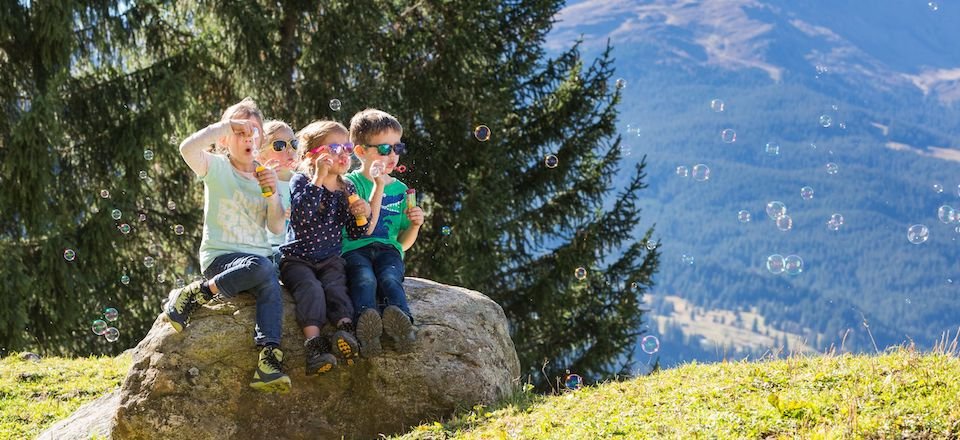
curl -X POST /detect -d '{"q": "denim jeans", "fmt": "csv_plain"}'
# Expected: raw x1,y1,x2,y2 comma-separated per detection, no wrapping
343,243,411,322
203,253,283,347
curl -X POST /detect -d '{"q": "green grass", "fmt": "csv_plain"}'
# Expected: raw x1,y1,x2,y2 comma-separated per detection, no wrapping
395,349,960,439
0,353,130,440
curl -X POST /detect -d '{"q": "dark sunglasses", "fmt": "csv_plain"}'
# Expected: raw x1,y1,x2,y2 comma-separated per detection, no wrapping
360,143,407,156
308,143,354,155
271,139,299,152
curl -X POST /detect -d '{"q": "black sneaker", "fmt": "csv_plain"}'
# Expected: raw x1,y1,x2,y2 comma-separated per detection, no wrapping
250,346,291,393
331,320,360,366
304,336,337,375
356,308,383,358
163,280,212,332
382,305,416,353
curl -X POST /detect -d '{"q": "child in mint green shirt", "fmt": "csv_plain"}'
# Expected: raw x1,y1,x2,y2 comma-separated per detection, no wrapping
343,109,425,357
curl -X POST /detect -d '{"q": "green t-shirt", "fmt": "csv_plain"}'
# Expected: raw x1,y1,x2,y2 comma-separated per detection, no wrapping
198,154,273,271
342,171,411,259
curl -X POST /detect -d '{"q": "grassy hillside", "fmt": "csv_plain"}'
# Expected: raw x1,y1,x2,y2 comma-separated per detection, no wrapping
4,349,959,439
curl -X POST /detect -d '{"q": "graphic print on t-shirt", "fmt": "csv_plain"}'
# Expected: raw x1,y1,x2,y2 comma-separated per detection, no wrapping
371,193,405,239
217,190,268,244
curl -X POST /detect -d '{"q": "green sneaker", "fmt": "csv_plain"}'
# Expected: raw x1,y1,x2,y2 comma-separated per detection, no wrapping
163,280,211,332
250,346,291,393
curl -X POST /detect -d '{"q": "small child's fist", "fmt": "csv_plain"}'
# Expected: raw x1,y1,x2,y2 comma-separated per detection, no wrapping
406,206,425,226
349,198,372,219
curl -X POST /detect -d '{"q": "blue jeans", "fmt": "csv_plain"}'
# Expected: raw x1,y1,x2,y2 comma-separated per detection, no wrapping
343,244,411,322
203,253,283,347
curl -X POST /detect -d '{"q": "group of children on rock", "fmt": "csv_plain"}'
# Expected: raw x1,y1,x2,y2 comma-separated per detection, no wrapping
164,99,424,393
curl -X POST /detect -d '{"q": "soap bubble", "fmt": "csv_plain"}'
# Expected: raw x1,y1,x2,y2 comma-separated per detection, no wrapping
118,223,131,234
645,241,657,251
691,164,710,182
175,278,185,289
676,166,689,178
938,205,957,224
933,184,944,194
721,129,737,143
396,164,407,173
800,186,814,200
776,214,793,232
737,210,751,223
104,327,120,342
143,256,155,268
103,307,119,321
825,163,839,175
564,373,583,390
139,170,148,180
615,78,626,89
63,249,76,261
710,99,725,112
370,161,385,178
474,125,491,142
784,255,804,275
826,213,844,231
765,201,786,220
157,273,166,283
766,254,785,274
100,189,110,198
819,115,832,127
441,225,452,236
764,142,780,156
929,1,939,11
329,99,341,111
143,150,154,160
681,254,694,265
138,213,147,222
544,154,559,168
640,335,660,354
907,224,929,244
91,319,108,335
111,209,122,220
167,200,176,210
574,267,587,280
174,224,185,235
121,274,130,285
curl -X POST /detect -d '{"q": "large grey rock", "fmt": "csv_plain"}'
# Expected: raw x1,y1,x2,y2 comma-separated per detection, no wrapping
40,278,521,440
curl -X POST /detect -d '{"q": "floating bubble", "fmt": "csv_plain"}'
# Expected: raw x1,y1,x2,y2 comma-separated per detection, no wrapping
157,273,166,283
63,249,76,261
691,164,710,182
118,223,131,234
545,154,559,168
681,254,694,265
776,214,793,232
100,189,110,198
676,166,689,178
329,99,342,111
441,225,452,236
92,319,108,335
765,201,786,220
138,213,147,222
738,210,751,223
250,126,261,148
826,213,844,231
143,149,154,160
615,78,626,89
396,164,407,173
370,160,385,178
175,278,185,289
839,122,846,129
103,307,119,321
139,170,148,180
721,129,737,143
766,254,785,274
929,1,939,11
121,274,130,285
143,256,155,268
710,99,725,112
111,209,122,220
473,125,491,142
907,224,929,244
784,255,803,275
104,327,120,343
620,144,632,156
641,335,660,354
630,282,639,289
800,186,814,201
819,115,832,127
574,267,587,280
764,142,780,156
825,162,839,175
148,243,160,254
174,224,185,235
933,184,944,194
938,205,957,224
564,373,583,390
167,200,177,210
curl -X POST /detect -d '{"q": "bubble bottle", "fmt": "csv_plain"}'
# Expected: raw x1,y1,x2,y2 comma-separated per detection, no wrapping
347,189,368,227
253,160,273,198
405,188,417,209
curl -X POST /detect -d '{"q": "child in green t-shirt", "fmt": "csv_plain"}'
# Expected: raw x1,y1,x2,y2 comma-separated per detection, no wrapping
343,109,425,356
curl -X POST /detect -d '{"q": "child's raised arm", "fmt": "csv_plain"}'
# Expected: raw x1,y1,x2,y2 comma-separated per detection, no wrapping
179,119,254,177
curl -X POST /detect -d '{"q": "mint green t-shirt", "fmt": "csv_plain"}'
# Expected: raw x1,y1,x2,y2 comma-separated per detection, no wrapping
267,178,291,252
342,171,412,259
198,154,273,271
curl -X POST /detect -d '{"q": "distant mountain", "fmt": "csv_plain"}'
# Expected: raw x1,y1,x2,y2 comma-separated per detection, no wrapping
547,0,960,367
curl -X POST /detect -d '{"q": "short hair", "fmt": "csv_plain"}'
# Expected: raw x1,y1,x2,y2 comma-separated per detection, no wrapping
296,120,349,175
349,108,402,146
214,97,263,154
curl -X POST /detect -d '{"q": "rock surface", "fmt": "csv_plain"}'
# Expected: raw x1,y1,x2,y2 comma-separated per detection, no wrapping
39,278,521,440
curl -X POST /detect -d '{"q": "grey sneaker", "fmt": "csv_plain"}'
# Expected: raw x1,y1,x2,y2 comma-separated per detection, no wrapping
356,308,383,358
304,336,337,375
382,305,416,353
331,320,360,366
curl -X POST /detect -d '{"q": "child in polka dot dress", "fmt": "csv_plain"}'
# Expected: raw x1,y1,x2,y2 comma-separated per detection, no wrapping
279,120,376,375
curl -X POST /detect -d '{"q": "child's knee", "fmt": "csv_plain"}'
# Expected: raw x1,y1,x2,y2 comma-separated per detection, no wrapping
247,255,277,281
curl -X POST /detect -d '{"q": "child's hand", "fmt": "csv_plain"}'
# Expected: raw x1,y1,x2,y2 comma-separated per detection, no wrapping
349,197,372,219
406,206,424,227
256,165,278,196
312,153,333,180
229,119,254,137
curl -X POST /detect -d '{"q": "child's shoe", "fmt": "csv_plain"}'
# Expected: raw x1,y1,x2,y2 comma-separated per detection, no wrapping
250,346,291,393
382,305,416,353
356,308,383,358
330,320,360,366
304,336,337,375
163,280,212,332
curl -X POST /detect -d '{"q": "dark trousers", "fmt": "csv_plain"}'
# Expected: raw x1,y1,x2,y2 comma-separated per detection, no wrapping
343,243,411,322
280,254,354,329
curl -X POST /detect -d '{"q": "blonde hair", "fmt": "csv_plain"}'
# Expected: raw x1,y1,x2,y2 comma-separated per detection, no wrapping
262,120,293,144
214,97,264,154
348,108,402,147
296,120,349,176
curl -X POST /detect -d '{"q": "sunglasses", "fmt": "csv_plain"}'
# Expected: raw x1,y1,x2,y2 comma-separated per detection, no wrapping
360,143,407,156
271,139,299,152
308,143,354,155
